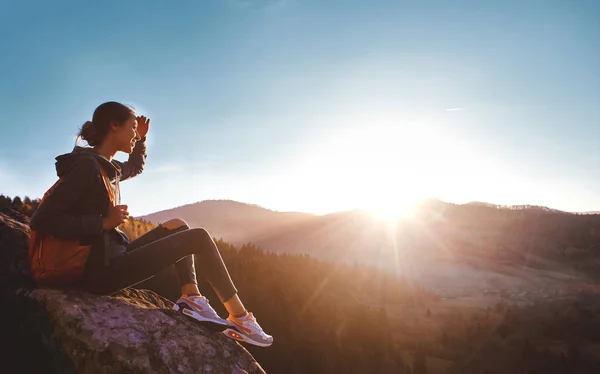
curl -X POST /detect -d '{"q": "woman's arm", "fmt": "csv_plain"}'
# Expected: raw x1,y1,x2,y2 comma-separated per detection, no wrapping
114,136,147,181
30,156,105,239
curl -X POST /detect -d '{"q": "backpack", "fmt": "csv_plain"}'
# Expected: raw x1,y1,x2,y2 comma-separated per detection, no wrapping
29,163,115,287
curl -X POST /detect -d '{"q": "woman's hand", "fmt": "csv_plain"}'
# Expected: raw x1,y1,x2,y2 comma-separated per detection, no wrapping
102,204,130,230
136,115,150,138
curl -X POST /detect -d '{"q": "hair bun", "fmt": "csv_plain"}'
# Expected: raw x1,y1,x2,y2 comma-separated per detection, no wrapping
79,121,98,146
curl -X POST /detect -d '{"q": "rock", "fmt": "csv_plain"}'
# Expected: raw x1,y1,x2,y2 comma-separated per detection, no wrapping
0,212,265,374
5,288,265,374
0,209,33,286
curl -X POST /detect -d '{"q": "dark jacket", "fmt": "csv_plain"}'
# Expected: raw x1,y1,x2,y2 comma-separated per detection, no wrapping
30,137,147,269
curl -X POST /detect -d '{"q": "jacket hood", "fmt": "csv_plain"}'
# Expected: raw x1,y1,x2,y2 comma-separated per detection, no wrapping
55,146,122,180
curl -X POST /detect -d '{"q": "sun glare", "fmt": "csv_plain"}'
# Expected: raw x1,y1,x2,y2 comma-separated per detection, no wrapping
282,120,516,218
285,123,443,219
365,197,418,222
358,170,427,223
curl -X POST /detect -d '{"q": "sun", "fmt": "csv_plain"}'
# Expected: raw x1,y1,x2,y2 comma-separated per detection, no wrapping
327,124,437,223
282,122,464,218
361,186,423,223
365,199,417,222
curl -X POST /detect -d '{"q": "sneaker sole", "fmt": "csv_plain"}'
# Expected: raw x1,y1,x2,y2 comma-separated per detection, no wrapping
174,303,229,332
222,327,273,347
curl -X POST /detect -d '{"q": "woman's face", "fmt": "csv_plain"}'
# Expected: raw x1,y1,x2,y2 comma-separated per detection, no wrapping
114,116,141,153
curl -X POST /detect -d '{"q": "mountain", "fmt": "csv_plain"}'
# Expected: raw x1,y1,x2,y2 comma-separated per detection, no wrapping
138,199,314,243
139,199,600,296
138,200,397,263
138,199,599,266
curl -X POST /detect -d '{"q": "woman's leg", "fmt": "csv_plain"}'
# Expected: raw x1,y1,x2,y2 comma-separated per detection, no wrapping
81,220,247,316
151,220,248,317
135,219,202,297
81,220,273,346
110,219,198,295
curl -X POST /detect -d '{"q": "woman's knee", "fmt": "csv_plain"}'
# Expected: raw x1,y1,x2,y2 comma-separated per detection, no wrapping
188,227,212,243
186,228,219,256
160,218,189,231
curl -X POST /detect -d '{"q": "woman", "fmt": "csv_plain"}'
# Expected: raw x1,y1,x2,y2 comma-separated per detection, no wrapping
29,101,272,347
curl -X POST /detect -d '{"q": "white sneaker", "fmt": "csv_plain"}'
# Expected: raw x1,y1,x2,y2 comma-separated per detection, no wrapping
223,312,273,347
173,295,229,331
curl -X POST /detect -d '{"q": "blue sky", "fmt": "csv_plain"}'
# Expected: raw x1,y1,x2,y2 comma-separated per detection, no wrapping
1,0,599,216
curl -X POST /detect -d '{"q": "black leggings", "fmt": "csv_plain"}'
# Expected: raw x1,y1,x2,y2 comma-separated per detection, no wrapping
78,224,238,303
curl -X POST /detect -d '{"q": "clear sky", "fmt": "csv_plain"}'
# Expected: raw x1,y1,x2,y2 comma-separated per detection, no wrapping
1,0,599,217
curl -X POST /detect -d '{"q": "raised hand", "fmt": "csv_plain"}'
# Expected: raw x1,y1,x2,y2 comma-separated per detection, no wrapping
136,115,150,138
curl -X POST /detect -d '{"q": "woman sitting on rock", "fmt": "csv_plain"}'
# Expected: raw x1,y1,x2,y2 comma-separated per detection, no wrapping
29,101,272,347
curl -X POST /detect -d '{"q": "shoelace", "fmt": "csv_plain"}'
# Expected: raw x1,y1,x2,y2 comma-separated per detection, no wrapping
189,296,219,316
239,313,266,335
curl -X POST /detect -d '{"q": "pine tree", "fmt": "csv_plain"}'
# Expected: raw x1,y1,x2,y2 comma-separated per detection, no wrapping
12,196,23,210
0,195,11,209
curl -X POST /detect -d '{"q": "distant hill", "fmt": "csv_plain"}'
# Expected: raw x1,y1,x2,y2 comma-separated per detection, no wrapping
137,199,314,243
138,199,600,295
138,199,598,263
138,200,389,259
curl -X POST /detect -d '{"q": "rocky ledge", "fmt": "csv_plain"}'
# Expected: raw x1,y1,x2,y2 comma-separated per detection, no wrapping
0,210,265,374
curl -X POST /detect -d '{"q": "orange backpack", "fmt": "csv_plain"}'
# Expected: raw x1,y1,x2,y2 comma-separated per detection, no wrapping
29,164,115,287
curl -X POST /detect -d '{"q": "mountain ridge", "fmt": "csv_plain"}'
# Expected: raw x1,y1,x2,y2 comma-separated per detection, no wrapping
137,199,314,243
137,199,600,298
138,198,600,220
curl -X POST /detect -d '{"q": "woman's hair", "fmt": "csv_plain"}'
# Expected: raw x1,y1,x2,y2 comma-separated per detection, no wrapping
77,101,135,146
